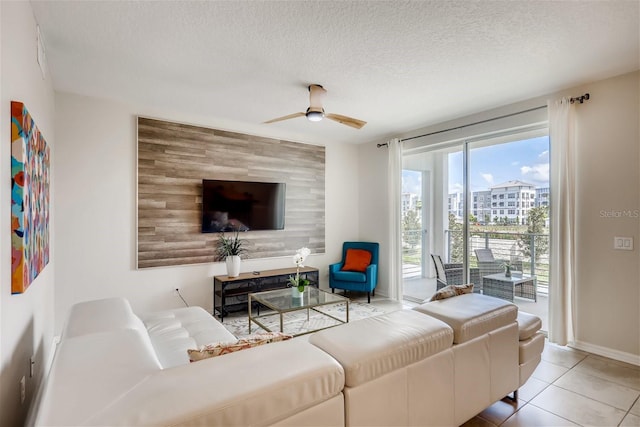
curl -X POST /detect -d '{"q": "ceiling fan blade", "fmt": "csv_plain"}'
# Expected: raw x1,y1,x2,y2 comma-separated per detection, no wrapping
263,112,305,124
308,84,327,110
325,113,367,129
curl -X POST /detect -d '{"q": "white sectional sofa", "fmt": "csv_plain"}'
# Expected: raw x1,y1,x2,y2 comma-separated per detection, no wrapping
33,294,543,426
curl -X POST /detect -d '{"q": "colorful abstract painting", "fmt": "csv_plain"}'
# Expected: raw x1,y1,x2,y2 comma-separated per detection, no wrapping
11,101,50,294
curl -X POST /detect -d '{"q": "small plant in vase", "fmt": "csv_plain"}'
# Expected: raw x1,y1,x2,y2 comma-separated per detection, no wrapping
503,261,512,278
216,231,247,278
288,247,311,295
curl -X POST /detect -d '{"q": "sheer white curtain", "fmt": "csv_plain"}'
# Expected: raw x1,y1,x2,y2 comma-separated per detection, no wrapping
387,138,404,301
548,98,577,345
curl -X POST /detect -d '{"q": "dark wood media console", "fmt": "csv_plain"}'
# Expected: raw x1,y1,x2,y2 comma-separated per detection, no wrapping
213,266,319,321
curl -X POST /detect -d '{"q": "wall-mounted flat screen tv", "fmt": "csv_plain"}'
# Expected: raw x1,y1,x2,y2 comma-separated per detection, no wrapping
202,179,286,232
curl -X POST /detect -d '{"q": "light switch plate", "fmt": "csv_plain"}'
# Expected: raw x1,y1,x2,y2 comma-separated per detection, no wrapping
614,237,634,251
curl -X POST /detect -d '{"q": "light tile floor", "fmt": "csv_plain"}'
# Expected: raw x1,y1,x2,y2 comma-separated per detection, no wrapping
462,340,640,427
357,294,640,427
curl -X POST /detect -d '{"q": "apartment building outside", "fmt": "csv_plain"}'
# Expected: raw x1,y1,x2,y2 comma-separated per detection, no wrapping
488,180,536,225
444,180,540,224
402,192,420,218
472,190,492,223
536,187,550,208
448,192,463,220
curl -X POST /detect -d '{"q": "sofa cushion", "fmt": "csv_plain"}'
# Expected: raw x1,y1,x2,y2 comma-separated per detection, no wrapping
414,293,517,344
517,311,542,341
188,332,293,362
140,306,237,368
332,270,367,283
78,339,345,426
309,309,453,387
342,248,372,272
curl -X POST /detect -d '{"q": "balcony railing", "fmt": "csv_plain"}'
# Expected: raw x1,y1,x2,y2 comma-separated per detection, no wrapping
402,228,550,293
402,229,423,279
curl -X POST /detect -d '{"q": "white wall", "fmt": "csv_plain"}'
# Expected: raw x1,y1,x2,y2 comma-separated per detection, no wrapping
0,2,56,426
356,142,390,295
571,71,639,360
53,92,361,333
360,71,639,363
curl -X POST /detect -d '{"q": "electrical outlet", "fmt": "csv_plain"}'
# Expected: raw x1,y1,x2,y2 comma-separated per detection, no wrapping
20,376,25,404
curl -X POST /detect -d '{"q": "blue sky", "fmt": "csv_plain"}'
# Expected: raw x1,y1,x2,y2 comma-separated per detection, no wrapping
403,136,550,195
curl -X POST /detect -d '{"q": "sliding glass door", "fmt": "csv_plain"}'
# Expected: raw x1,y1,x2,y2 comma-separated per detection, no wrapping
401,127,550,330
467,133,550,327
402,143,463,302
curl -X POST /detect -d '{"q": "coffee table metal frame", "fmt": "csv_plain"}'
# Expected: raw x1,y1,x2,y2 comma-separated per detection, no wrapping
482,273,537,302
248,287,349,337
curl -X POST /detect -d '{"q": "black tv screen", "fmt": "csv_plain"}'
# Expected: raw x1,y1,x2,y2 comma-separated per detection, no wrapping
201,180,286,232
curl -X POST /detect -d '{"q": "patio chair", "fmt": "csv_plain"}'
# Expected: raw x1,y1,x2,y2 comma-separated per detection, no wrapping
475,248,496,263
474,248,523,290
431,254,463,290
474,248,523,271
469,267,482,293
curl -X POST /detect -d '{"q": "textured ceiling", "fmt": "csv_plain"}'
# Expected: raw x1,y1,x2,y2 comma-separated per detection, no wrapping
31,1,639,145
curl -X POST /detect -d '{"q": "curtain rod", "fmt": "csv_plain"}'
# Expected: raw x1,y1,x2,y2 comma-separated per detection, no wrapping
376,93,589,148
570,93,590,104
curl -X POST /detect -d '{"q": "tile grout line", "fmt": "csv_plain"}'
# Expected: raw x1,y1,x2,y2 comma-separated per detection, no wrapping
551,368,640,413
618,395,640,426
492,400,527,426
564,353,640,426
539,355,581,370
527,401,585,426
529,349,628,426
540,383,631,425
462,339,638,427
572,355,640,392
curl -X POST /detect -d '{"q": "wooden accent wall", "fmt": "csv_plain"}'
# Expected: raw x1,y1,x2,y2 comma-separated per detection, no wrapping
137,117,325,269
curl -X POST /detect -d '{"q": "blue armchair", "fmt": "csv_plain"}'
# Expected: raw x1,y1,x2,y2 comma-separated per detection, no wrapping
329,242,379,303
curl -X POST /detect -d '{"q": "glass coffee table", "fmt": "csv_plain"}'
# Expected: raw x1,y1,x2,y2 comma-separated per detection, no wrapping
248,287,349,337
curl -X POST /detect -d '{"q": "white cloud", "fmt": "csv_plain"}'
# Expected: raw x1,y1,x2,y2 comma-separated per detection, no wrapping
521,163,549,185
481,173,494,185
402,170,422,194
538,150,549,162
449,182,463,194
511,161,520,166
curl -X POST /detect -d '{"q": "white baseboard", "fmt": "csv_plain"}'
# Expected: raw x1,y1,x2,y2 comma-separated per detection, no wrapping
571,340,640,367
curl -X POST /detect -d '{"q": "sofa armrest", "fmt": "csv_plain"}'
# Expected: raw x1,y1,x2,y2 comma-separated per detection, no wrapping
329,262,343,274
63,297,146,338
365,263,377,281
35,329,162,426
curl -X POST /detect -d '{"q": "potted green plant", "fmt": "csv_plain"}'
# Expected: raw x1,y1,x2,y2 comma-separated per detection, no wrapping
503,261,512,278
216,231,247,277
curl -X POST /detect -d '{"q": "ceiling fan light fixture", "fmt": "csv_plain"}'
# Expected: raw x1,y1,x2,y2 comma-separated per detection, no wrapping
305,109,324,122
264,85,365,129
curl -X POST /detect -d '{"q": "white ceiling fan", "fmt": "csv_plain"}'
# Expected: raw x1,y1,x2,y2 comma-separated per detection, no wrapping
264,84,367,129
